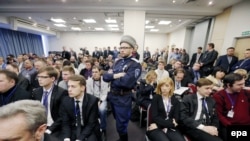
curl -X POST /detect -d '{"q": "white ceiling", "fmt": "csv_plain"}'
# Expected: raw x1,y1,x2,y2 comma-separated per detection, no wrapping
0,0,242,34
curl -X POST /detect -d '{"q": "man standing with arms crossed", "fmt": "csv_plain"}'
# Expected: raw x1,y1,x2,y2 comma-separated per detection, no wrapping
103,35,142,141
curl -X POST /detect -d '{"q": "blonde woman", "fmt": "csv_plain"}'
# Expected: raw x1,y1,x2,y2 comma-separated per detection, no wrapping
146,77,185,141
137,70,157,109
234,69,250,89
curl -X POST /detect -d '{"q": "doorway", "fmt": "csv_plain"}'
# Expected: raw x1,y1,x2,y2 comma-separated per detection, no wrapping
235,37,250,60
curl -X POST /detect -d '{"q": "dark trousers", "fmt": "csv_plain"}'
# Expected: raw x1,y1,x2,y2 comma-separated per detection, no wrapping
185,128,223,141
108,93,132,134
146,128,186,141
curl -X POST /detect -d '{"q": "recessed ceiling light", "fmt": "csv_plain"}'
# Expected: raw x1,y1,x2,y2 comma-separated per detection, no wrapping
158,20,172,25
33,23,37,27
61,0,67,3
83,19,96,23
178,19,182,22
108,24,118,27
135,0,139,2
73,17,76,20
46,27,50,30
54,24,67,27
145,26,155,29
71,27,81,31
145,20,150,24
111,28,119,31
95,28,104,31
150,29,159,32
51,18,66,23
105,19,117,23
172,0,176,4
28,17,32,20
208,1,213,6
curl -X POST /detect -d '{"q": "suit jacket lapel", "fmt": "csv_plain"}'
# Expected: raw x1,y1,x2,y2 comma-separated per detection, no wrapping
81,94,88,123
192,94,198,118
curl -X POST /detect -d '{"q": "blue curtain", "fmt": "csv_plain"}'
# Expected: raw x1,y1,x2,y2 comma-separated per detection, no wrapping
0,28,44,59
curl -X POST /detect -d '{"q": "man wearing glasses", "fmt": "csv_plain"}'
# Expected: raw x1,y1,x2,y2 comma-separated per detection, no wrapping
0,70,31,107
103,35,142,141
32,66,68,139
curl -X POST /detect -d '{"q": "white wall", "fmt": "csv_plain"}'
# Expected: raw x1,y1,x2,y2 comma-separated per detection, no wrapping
168,28,186,49
47,32,168,58
189,20,210,55
144,33,168,53
222,0,250,52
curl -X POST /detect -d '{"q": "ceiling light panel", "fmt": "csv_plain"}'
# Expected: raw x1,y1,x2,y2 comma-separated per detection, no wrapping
158,21,172,25
83,19,96,23
145,25,155,29
111,28,119,31
51,18,66,23
150,29,159,32
54,24,67,27
105,19,117,23
108,24,118,27
71,27,81,31
145,20,150,24
95,27,104,31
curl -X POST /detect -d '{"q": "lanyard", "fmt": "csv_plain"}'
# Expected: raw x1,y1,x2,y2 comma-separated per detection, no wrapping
226,92,237,109
163,97,171,117
1,86,17,105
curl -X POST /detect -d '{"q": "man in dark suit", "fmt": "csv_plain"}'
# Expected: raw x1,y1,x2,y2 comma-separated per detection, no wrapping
62,46,71,60
231,48,250,72
60,75,100,141
179,78,222,141
6,63,30,91
171,68,192,89
32,66,68,137
189,46,203,67
92,46,101,59
215,47,238,73
200,43,218,76
0,100,60,141
186,63,203,84
0,70,31,107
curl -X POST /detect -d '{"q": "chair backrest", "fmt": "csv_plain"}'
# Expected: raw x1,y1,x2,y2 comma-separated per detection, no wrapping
188,83,197,94
146,104,152,127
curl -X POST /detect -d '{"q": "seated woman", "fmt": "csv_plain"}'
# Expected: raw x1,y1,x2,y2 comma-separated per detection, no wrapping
146,77,186,141
206,66,226,93
137,70,157,109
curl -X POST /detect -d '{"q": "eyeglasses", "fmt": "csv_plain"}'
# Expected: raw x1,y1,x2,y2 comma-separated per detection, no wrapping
37,76,50,79
119,46,132,50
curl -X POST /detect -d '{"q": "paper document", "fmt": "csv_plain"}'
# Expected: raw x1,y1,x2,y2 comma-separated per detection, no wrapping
174,87,189,95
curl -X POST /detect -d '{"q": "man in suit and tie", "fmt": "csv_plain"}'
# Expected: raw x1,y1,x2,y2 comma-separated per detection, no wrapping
186,63,203,84
231,48,250,72
32,66,68,137
92,46,101,59
179,78,222,141
60,75,100,141
0,100,60,141
189,47,203,67
171,68,192,90
200,43,218,76
215,47,238,74
0,70,31,107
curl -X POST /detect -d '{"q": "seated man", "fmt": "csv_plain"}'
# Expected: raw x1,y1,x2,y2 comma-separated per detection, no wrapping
179,78,222,141
0,100,59,141
60,75,100,141
0,70,31,107
213,73,250,140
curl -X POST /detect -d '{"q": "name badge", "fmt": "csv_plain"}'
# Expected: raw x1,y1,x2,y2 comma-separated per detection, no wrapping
227,110,234,118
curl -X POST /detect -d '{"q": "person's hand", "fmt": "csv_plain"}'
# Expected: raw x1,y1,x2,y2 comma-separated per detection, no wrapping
173,118,178,127
202,126,218,136
114,72,125,79
147,123,157,131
